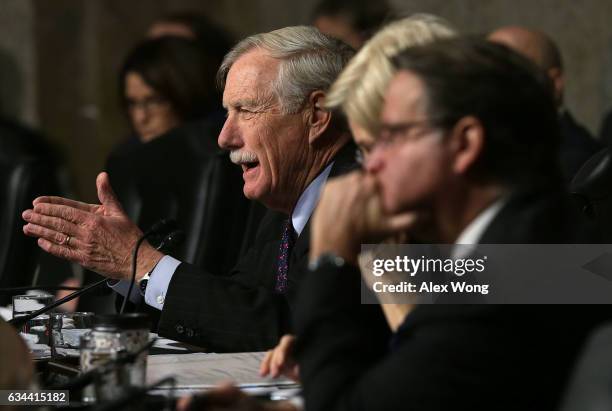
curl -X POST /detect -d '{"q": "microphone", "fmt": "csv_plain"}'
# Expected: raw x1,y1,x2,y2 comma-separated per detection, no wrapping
9,219,178,328
120,219,178,314
157,230,185,252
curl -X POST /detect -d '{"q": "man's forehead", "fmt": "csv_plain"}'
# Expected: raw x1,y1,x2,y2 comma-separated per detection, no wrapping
223,49,279,107
381,70,427,122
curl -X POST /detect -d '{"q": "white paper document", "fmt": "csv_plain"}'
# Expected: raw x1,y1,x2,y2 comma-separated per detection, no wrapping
146,351,297,390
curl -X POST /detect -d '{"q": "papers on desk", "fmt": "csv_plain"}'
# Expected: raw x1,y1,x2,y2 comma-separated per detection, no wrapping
147,351,296,391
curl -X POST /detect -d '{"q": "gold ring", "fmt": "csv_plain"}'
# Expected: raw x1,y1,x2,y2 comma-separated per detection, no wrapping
64,235,71,247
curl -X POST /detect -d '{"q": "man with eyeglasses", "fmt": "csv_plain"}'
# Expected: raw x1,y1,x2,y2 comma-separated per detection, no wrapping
295,37,611,411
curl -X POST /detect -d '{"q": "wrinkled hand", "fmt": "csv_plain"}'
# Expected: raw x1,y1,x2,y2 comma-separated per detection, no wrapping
310,171,416,264
259,335,299,382
176,384,297,411
22,172,163,281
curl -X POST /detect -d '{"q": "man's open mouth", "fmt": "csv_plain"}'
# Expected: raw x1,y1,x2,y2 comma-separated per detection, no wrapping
242,161,260,173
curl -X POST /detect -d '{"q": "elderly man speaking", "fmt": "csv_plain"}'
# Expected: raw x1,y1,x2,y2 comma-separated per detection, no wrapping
21,26,370,352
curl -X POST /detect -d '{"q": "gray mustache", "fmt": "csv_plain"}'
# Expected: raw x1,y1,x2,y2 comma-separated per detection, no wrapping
229,150,258,164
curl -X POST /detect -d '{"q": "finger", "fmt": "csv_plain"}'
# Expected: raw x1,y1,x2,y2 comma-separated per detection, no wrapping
385,212,418,232
276,335,293,363
23,223,83,248
29,203,91,225
288,364,300,382
270,344,289,378
175,396,192,411
96,172,124,212
37,238,83,264
33,196,99,213
22,210,80,236
259,349,273,376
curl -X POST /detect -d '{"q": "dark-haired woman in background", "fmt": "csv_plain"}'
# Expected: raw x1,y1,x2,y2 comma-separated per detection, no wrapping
116,36,221,149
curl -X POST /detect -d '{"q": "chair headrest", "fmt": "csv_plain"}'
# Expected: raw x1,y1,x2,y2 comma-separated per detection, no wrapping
570,147,612,201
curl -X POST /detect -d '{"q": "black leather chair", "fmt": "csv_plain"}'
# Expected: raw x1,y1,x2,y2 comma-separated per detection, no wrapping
559,322,612,411
79,119,256,314
105,119,252,273
0,122,65,305
570,146,612,242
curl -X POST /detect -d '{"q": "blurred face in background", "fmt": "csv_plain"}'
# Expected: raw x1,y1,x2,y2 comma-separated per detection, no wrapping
314,15,364,50
124,72,181,142
147,22,195,40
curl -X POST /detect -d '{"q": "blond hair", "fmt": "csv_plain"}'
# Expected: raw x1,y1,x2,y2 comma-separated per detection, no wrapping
325,14,456,136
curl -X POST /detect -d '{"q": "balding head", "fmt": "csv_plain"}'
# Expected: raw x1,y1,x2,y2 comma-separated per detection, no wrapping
489,26,564,106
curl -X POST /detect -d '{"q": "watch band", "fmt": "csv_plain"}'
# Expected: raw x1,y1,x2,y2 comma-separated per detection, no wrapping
138,258,162,295
308,253,347,272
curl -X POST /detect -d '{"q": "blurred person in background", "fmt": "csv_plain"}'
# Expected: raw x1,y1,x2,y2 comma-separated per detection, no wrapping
147,10,234,68
311,0,394,49
488,26,603,182
117,36,221,147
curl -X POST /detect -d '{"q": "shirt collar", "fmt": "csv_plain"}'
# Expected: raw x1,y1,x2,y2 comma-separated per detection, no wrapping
291,162,334,236
452,195,508,258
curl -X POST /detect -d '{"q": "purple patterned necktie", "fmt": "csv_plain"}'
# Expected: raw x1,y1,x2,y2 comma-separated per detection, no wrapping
275,219,297,294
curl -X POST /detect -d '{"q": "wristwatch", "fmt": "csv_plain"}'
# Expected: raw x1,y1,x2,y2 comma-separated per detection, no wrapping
138,270,153,295
308,253,347,272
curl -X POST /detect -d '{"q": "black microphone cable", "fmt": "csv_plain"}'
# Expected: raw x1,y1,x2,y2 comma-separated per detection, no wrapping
120,219,177,314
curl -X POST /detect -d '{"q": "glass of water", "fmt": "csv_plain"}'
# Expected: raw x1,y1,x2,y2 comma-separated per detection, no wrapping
51,312,94,358
12,294,54,359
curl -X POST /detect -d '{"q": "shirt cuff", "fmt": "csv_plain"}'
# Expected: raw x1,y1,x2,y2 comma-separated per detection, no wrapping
108,279,143,305
144,255,181,310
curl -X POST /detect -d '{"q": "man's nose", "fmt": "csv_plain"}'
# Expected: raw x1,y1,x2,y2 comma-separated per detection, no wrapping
364,144,383,172
218,117,243,150
131,107,149,127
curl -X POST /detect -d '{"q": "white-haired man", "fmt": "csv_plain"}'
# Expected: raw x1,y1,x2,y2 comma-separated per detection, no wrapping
22,26,389,352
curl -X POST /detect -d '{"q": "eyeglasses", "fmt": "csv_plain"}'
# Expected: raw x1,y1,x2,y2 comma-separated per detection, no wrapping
125,95,171,113
377,119,442,148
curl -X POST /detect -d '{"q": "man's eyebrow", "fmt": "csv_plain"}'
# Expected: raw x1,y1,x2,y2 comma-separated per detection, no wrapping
224,99,261,109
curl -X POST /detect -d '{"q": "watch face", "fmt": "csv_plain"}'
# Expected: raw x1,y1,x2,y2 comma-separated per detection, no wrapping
139,279,148,294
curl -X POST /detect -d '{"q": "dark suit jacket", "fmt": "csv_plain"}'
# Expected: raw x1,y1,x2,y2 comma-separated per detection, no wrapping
156,142,369,352
295,186,612,411
559,110,602,182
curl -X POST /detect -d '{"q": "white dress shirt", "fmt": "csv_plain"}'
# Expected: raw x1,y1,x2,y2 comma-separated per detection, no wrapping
452,196,508,258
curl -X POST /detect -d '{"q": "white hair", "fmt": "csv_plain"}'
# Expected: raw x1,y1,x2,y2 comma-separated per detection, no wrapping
217,26,354,113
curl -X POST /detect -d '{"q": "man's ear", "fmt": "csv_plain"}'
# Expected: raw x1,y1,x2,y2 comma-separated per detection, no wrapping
305,90,332,145
547,67,564,106
448,116,485,176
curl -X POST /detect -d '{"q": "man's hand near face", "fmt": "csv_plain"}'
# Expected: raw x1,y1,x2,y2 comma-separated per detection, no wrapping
310,171,416,264
22,172,164,281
